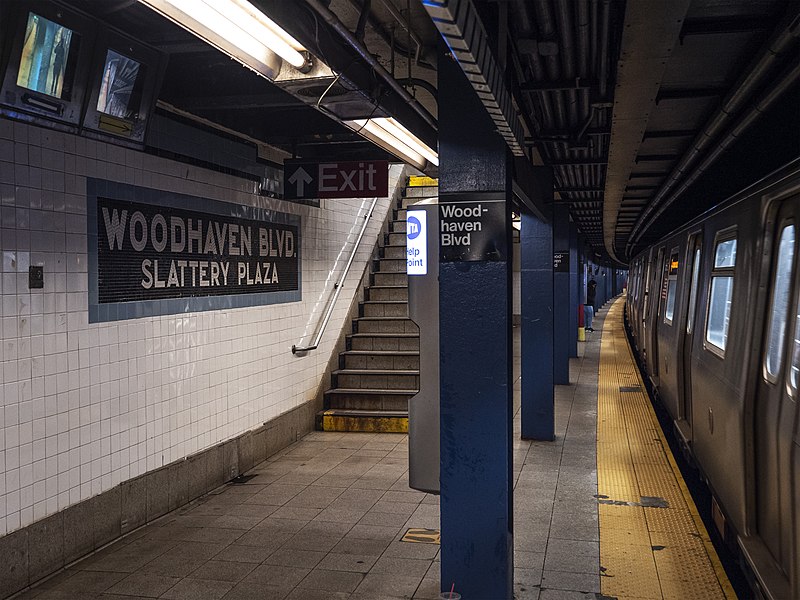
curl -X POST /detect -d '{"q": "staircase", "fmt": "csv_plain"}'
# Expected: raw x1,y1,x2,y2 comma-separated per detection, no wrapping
317,179,437,432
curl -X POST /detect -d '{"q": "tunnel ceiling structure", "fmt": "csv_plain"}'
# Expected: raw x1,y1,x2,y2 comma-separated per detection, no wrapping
60,0,800,264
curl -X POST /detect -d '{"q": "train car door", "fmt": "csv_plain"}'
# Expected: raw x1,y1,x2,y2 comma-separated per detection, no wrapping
646,247,665,377
755,202,798,579
677,233,702,438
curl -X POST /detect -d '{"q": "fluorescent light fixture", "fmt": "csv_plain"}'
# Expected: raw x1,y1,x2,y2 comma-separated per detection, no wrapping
345,117,439,170
138,0,308,77
512,221,521,230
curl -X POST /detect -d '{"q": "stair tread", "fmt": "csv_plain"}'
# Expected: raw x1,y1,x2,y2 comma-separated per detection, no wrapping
355,316,412,320
366,285,408,289
361,300,407,304
320,408,409,417
333,369,419,376
348,332,418,337
325,388,417,395
342,350,419,355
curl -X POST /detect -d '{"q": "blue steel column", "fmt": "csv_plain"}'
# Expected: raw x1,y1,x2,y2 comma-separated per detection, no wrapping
553,204,570,384
568,223,578,358
438,47,513,597
521,210,554,441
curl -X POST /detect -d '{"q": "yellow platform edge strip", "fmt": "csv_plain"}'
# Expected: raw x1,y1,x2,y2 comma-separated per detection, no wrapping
321,412,408,433
618,328,737,600
598,299,736,599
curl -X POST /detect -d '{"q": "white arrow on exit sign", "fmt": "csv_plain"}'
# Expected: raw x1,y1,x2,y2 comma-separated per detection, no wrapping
288,167,313,197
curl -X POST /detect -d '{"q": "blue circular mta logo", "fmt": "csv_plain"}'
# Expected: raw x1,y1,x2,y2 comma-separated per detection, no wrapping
407,216,422,240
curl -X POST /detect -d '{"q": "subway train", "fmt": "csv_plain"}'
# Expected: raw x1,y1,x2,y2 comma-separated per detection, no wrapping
625,159,800,600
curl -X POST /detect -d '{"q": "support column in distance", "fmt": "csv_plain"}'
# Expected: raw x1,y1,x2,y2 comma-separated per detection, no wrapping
553,204,571,385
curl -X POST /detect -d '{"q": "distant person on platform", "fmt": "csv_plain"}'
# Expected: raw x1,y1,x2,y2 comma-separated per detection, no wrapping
585,277,597,332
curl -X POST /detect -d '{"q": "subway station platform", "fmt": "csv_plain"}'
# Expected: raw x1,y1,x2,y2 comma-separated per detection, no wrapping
13,300,733,600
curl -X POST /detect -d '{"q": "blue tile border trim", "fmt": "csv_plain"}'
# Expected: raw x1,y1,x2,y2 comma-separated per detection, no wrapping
87,178,302,323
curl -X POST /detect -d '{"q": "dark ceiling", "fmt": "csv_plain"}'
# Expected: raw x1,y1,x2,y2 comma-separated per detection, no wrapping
59,0,800,264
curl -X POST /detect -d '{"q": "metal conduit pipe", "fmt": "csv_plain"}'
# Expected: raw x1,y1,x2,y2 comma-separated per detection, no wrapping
304,0,437,130
635,59,800,242
598,0,611,100
512,0,557,139
555,0,579,131
401,78,437,100
630,8,800,246
577,0,589,78
355,0,371,42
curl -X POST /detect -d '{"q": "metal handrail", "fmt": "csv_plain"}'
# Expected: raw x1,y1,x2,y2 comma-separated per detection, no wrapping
292,197,380,354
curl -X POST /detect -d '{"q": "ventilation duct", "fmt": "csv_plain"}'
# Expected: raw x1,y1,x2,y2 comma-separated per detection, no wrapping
273,58,388,122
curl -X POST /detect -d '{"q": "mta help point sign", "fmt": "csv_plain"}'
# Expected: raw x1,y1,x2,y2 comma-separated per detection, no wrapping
406,210,427,275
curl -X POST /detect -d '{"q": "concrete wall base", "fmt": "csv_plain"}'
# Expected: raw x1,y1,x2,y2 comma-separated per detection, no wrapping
0,401,316,599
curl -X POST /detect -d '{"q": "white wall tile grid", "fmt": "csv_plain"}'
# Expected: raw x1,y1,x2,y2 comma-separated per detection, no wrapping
0,118,400,537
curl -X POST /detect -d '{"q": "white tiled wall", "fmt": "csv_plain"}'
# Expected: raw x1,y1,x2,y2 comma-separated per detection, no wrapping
0,118,399,536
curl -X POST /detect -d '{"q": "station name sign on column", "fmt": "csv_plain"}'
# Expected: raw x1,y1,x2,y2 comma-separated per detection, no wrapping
439,193,507,262
284,159,389,200
553,251,569,273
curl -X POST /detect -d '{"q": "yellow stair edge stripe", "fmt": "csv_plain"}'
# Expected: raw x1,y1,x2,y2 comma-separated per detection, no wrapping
321,411,408,433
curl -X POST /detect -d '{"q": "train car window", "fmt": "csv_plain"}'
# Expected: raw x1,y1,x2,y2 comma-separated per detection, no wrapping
765,224,795,380
714,239,737,268
664,249,679,324
687,247,701,334
705,234,737,354
790,301,800,391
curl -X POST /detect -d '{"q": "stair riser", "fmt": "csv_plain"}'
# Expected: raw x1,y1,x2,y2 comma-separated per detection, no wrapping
388,232,407,245
335,373,419,390
324,395,411,411
403,186,437,199
373,272,407,286
391,220,407,234
362,303,408,317
394,208,407,221
402,196,436,209
343,354,420,370
350,336,419,351
367,287,408,301
377,258,407,273
383,246,407,259
356,319,417,334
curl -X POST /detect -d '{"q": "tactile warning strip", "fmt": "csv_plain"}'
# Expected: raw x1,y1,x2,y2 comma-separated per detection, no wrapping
597,299,736,600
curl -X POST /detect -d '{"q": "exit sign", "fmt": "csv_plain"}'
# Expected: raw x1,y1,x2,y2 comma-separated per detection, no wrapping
284,160,389,200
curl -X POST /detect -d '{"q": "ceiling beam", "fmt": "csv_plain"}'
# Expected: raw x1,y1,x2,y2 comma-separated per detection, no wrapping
656,86,726,103
642,129,696,139
520,78,597,92
680,15,774,38
550,157,608,166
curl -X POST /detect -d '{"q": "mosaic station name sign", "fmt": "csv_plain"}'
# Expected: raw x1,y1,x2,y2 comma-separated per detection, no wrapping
96,197,299,303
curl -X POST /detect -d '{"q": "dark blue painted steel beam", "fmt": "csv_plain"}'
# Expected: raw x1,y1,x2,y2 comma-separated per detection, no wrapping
438,44,514,599
553,205,570,384
521,210,554,441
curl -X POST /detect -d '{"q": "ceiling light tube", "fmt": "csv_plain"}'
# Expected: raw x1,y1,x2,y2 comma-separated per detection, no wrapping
373,118,439,166
345,118,438,170
347,119,427,170
138,0,308,77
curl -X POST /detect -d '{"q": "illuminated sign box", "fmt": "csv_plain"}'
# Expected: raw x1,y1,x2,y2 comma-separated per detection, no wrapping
0,1,164,145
